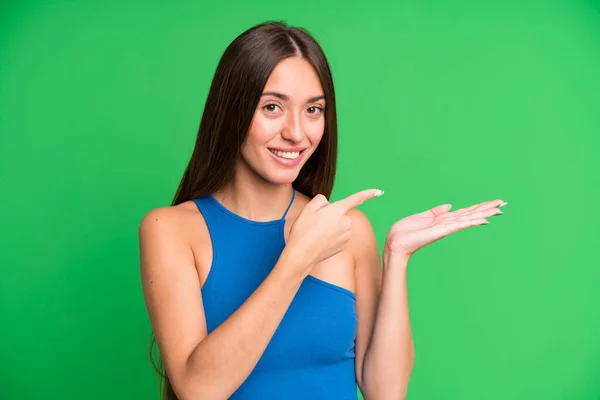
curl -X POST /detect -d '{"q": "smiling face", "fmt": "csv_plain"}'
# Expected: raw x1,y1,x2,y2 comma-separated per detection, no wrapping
237,56,326,185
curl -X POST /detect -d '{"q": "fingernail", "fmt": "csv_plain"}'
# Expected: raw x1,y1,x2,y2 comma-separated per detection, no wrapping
499,201,507,207
375,190,384,197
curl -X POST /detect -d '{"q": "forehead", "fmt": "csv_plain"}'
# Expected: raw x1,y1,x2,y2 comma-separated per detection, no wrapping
263,57,324,98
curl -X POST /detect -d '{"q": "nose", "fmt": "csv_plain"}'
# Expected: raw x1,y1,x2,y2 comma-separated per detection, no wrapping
280,110,304,143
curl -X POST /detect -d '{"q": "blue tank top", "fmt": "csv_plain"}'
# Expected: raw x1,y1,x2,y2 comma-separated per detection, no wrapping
192,189,359,399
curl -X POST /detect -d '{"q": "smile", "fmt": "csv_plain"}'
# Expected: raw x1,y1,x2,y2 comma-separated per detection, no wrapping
268,149,302,160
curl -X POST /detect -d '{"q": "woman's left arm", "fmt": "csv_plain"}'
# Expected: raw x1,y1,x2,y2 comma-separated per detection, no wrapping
352,199,505,399
350,210,413,400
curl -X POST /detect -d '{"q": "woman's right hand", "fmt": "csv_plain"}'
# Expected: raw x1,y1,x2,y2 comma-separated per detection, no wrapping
286,189,384,273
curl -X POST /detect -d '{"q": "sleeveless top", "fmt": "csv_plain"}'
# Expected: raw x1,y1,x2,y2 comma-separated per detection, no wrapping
192,189,359,399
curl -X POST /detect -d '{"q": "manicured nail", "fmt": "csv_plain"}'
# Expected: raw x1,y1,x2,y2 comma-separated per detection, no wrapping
499,201,507,207
375,190,384,197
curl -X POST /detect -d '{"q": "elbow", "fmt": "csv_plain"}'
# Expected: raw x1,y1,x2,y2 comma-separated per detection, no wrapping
168,364,230,400
171,355,247,400
171,377,226,400
362,384,410,400
361,382,410,400
167,374,196,400
360,353,415,400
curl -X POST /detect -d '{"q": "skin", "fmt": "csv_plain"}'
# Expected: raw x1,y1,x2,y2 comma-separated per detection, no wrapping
139,56,506,400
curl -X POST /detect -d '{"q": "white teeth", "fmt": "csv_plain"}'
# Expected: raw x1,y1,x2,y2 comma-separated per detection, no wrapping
269,149,301,159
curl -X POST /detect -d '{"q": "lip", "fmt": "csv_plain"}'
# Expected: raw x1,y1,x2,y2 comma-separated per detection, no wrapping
267,147,307,167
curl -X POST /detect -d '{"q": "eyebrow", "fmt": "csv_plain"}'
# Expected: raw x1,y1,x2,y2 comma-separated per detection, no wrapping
261,91,325,103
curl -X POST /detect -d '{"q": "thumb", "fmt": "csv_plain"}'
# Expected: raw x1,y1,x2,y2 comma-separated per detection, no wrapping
427,203,452,216
307,194,330,210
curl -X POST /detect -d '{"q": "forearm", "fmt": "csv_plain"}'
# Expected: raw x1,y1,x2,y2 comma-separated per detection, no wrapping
178,250,306,399
362,253,414,400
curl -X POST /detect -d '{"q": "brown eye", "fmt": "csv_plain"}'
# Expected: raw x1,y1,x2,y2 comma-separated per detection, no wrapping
307,106,324,115
264,104,280,112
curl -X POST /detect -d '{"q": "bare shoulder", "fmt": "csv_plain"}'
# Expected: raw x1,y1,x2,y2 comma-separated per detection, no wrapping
348,209,376,239
348,208,373,229
348,208,380,261
139,200,207,243
138,201,209,269
139,201,200,235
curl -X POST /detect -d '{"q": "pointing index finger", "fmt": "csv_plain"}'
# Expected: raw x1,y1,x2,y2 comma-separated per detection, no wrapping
333,189,384,213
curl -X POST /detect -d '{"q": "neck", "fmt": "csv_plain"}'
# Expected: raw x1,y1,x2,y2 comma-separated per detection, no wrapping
213,165,295,223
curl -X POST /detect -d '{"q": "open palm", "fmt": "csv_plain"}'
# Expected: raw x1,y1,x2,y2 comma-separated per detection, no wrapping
384,199,506,258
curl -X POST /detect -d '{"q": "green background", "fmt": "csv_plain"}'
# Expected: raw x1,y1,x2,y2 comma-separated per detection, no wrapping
1,0,599,399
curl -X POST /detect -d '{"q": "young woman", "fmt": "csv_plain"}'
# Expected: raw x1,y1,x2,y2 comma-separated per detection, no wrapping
139,21,505,400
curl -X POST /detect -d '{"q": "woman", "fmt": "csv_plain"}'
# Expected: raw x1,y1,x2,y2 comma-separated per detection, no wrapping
139,21,505,400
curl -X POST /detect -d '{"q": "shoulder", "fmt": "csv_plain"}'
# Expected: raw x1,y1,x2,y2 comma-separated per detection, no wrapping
348,208,373,229
348,209,376,240
139,201,199,237
138,200,207,256
348,208,379,262
138,201,211,284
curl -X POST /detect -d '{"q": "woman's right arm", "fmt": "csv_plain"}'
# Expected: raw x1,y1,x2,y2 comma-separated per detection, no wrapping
139,190,380,399
139,207,309,400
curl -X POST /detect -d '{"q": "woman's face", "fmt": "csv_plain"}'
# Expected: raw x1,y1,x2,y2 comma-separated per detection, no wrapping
239,56,326,185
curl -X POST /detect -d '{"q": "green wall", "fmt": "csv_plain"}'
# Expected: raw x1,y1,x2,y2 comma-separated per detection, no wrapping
1,1,599,399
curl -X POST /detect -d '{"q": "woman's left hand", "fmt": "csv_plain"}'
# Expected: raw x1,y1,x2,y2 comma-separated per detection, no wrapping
384,199,506,260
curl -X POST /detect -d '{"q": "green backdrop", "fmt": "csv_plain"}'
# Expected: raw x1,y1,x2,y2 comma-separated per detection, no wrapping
1,0,599,399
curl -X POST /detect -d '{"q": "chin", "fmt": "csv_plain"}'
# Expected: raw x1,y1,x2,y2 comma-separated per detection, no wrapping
263,170,301,185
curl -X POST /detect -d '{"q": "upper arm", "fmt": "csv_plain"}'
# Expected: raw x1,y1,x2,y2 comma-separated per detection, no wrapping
138,207,208,390
349,209,382,389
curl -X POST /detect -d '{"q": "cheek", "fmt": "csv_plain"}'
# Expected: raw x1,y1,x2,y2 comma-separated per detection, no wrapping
247,115,281,145
306,118,325,145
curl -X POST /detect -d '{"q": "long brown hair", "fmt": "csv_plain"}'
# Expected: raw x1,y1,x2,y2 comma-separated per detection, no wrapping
149,21,339,399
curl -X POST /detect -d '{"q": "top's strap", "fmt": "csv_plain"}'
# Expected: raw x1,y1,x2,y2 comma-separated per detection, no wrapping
281,187,296,219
